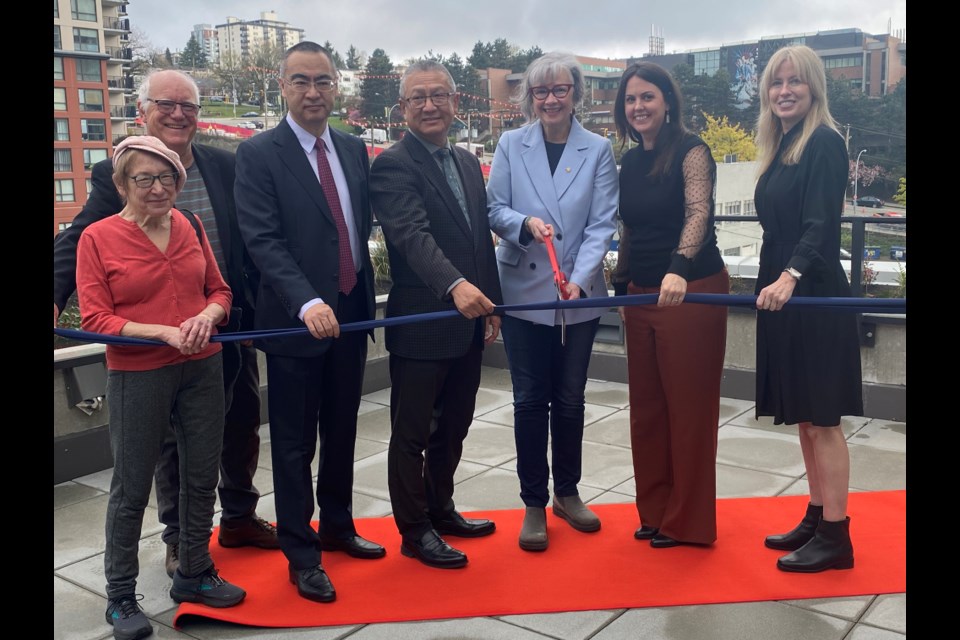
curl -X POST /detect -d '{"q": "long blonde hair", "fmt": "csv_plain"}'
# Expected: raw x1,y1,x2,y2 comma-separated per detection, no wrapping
755,45,840,177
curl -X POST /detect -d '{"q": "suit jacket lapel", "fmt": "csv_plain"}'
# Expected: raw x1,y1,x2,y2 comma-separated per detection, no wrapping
405,136,473,241
273,120,334,226
553,119,589,202
520,124,562,224
330,128,365,236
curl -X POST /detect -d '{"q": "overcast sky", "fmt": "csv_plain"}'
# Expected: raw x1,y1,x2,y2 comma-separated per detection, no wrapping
127,0,907,64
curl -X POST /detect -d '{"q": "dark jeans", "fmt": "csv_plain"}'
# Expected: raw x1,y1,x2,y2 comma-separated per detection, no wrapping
156,341,262,543
501,315,599,508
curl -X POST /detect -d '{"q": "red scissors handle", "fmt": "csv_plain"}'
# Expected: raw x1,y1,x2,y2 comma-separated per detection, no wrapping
544,235,569,300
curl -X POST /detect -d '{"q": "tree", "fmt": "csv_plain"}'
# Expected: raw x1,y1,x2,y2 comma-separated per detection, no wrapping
360,48,399,121
672,63,736,132
345,45,363,70
246,41,284,110
322,41,345,69
180,33,207,70
893,177,906,206
509,45,543,73
214,51,247,109
164,48,173,67
699,113,757,162
127,26,164,76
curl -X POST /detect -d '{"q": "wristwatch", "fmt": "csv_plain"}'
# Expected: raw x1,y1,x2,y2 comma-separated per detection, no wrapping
783,267,802,281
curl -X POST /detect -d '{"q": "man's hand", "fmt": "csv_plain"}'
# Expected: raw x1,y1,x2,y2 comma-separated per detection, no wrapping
451,281,495,319
484,315,501,344
303,302,341,339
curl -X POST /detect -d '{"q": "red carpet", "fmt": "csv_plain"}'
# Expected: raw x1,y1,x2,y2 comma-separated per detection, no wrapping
174,491,905,629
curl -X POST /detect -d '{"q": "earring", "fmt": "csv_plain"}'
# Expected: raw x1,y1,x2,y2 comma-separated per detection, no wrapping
666,112,671,124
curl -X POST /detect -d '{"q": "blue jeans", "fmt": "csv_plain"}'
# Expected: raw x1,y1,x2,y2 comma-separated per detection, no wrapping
501,315,599,507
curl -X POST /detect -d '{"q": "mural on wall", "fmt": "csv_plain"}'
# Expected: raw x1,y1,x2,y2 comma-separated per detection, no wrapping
731,47,759,109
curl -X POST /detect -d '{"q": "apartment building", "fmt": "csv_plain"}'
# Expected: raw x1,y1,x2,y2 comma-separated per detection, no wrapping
192,23,219,66
54,0,133,234
216,11,303,63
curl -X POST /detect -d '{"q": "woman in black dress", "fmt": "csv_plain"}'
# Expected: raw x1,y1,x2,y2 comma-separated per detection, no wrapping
753,45,863,573
611,62,728,548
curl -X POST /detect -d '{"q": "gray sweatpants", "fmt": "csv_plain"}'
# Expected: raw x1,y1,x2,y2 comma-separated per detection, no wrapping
103,353,224,598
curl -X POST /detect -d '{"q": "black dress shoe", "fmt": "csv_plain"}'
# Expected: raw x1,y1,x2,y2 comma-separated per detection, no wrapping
319,535,386,559
650,533,682,548
431,511,496,538
288,565,336,603
400,529,468,569
634,525,660,540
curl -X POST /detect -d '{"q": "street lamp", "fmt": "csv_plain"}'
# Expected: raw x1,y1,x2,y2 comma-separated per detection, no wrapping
386,103,402,143
853,149,867,215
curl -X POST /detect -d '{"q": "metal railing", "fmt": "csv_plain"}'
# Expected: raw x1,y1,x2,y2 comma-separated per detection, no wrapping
714,214,906,298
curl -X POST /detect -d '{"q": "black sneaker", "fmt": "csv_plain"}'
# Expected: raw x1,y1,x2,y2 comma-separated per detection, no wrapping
170,566,246,608
105,594,153,640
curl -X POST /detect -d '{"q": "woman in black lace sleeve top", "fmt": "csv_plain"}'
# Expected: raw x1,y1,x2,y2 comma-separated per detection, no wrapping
611,62,728,548
753,45,862,573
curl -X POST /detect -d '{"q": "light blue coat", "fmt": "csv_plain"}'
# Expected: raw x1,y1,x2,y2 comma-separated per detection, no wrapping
487,118,619,326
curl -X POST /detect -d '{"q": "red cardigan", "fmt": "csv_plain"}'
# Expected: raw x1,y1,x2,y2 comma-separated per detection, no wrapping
76,209,233,371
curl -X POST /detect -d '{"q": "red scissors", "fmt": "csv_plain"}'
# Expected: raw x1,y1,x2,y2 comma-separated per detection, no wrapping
544,234,568,345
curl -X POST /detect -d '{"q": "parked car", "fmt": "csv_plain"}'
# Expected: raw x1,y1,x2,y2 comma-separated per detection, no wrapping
251,120,264,129
237,121,257,130
855,196,885,208
241,111,260,118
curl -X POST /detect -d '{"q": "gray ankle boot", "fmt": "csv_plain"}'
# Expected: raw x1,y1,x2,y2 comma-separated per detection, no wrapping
519,507,548,551
552,494,601,532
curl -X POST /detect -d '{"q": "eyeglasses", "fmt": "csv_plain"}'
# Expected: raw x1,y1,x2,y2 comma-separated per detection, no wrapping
127,172,179,189
403,92,456,108
145,98,201,117
530,84,573,100
285,78,338,93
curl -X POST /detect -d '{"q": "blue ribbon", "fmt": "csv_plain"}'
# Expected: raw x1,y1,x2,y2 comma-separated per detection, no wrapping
54,293,906,347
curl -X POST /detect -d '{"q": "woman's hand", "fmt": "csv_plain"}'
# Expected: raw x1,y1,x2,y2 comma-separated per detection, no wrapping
525,216,553,244
178,313,216,355
562,281,583,300
756,272,798,311
657,274,687,307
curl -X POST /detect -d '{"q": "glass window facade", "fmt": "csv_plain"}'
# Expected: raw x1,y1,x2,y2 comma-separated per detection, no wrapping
73,27,99,52
80,119,107,141
71,0,97,22
55,179,76,202
55,149,73,172
54,87,67,110
55,118,70,142
78,89,104,112
54,56,64,80
76,59,102,82
83,148,108,169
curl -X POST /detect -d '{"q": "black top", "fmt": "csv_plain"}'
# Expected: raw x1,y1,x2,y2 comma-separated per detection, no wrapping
753,124,863,425
544,141,565,175
615,133,724,290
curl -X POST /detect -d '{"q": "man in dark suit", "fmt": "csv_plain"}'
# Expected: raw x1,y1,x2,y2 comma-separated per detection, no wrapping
234,42,384,603
369,60,503,569
53,69,277,578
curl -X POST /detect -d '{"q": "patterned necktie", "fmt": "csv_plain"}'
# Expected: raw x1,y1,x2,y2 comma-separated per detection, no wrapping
315,138,357,295
436,148,471,228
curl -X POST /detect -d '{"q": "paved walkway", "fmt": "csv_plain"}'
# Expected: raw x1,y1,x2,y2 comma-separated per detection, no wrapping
54,366,906,639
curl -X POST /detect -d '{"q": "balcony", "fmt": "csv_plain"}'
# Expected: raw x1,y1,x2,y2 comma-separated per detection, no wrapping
104,45,132,61
109,104,136,119
106,75,133,90
102,17,130,32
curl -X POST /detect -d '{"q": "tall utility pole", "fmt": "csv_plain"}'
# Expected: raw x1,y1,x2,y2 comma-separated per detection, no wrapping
853,149,867,215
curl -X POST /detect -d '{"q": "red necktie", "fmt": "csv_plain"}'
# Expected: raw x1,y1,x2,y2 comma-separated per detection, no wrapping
315,138,357,295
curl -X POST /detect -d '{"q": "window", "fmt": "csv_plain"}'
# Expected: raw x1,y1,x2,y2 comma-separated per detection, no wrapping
59,222,73,232
80,119,107,141
71,0,97,22
743,200,755,215
78,89,104,112
86,179,93,196
54,57,64,80
55,118,70,142
724,202,742,216
83,148,108,169
54,25,62,50
76,59,101,82
55,179,76,202
54,0,59,18
54,87,67,110
723,247,742,256
73,27,99,52
55,149,72,173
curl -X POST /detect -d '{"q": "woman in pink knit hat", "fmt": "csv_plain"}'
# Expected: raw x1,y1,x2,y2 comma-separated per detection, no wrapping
76,136,246,640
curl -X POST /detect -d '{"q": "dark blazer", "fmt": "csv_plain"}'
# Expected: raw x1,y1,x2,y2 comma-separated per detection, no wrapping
53,143,258,331
234,119,375,357
369,134,502,361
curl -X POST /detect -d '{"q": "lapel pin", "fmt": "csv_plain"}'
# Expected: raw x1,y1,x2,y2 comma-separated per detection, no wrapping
565,167,571,172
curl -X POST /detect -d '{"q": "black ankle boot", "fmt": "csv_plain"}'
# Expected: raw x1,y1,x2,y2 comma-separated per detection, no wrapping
764,503,823,551
777,516,854,573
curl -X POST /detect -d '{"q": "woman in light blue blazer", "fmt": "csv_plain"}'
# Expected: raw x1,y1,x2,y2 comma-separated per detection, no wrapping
487,51,618,552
